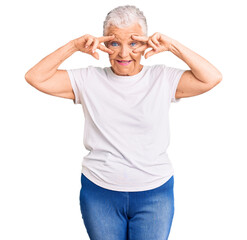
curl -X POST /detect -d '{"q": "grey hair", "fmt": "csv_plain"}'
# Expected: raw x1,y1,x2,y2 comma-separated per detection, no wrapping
103,5,148,36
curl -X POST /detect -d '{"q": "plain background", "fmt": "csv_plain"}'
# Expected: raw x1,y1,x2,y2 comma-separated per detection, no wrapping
1,0,246,239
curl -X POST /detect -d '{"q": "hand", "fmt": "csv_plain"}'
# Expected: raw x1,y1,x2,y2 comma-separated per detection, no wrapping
131,32,174,59
73,34,115,60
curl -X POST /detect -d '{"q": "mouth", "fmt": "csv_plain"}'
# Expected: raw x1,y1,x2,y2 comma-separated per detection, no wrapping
116,60,132,66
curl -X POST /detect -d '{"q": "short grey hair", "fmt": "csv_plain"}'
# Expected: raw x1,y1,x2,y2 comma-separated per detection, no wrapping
103,5,148,36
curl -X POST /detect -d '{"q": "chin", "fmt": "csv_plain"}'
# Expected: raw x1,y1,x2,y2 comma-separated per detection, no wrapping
113,69,130,76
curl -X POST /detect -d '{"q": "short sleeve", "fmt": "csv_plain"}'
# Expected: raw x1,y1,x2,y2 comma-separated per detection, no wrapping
164,65,186,103
66,68,88,104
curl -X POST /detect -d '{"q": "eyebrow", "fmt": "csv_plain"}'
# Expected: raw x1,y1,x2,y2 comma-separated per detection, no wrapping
109,35,137,40
110,38,138,42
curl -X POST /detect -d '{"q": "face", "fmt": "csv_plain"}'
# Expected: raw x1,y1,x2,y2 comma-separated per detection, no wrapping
105,23,145,76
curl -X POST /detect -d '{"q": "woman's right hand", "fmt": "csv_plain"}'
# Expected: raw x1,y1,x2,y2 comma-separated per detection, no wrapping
73,34,115,60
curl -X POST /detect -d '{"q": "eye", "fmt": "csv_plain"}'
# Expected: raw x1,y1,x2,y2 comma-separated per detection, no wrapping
110,41,119,47
130,42,137,47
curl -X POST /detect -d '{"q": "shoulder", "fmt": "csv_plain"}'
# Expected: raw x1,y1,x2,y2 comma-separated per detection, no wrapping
87,65,107,75
146,64,166,73
73,65,107,79
149,64,186,79
144,64,167,77
67,66,105,81
148,64,166,70
72,65,104,73
85,66,115,82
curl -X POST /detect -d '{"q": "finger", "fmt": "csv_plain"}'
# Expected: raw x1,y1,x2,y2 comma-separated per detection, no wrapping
131,35,149,42
85,38,94,48
91,51,99,60
151,36,160,46
145,49,157,59
92,38,99,53
97,44,114,54
98,35,115,43
148,39,158,50
133,44,148,53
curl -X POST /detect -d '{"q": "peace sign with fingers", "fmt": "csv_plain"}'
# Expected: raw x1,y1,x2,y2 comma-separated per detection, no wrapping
73,34,115,60
132,32,174,59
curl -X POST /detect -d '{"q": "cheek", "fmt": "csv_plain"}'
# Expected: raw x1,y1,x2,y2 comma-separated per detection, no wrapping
108,49,119,59
108,49,142,61
130,52,142,60
109,53,117,60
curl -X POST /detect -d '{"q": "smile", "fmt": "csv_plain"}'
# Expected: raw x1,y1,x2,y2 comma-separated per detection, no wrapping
116,60,132,66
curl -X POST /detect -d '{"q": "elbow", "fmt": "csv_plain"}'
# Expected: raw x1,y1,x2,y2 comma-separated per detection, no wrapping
25,73,30,82
217,72,223,82
211,73,223,86
207,73,223,89
25,71,32,83
25,71,38,83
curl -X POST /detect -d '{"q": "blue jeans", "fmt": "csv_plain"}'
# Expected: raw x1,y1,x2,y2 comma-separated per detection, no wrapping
79,173,175,240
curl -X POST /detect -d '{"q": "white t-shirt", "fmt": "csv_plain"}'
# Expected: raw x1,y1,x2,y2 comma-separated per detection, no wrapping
67,64,185,192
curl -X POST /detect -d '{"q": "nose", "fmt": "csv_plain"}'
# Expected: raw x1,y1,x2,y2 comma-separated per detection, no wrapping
118,45,130,58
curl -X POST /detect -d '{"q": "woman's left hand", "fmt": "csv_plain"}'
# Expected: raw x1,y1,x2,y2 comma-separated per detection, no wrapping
132,32,174,59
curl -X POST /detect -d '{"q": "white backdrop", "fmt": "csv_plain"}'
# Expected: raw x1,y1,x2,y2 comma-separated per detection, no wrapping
1,0,246,239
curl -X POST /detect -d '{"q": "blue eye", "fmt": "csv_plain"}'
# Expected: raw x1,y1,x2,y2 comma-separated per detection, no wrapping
130,42,137,47
110,42,119,47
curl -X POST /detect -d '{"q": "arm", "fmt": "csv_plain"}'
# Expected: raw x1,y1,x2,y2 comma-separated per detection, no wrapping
25,40,77,84
169,38,222,84
25,40,78,100
25,35,114,100
132,33,223,98
168,38,222,98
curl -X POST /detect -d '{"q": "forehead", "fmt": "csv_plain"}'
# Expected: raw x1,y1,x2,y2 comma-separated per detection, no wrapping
107,23,143,40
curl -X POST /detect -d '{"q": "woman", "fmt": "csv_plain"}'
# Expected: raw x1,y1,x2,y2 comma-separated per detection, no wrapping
25,5,222,240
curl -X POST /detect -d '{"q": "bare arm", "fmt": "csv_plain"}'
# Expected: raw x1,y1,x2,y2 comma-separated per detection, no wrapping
133,33,222,99
25,40,77,83
25,35,115,100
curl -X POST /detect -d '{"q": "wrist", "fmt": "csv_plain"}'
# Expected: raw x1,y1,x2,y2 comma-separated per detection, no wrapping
167,38,179,53
69,39,79,52
161,34,174,52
